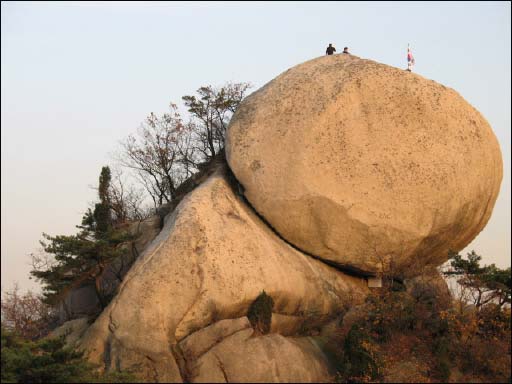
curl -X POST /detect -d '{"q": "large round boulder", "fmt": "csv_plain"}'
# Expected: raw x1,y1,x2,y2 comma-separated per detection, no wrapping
226,54,502,276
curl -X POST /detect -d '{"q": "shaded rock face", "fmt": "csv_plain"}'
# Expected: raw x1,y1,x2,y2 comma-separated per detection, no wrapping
79,169,368,382
226,54,503,276
49,318,90,349
58,284,100,322
57,216,161,322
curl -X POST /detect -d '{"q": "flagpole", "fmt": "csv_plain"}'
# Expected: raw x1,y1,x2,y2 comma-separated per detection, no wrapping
407,43,411,72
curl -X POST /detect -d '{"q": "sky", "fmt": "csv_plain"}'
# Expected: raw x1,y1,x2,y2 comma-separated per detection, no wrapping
1,1,510,292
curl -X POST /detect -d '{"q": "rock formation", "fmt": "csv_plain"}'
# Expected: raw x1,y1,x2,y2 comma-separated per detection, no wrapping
74,54,503,382
49,317,90,349
79,167,368,382
226,54,502,276
180,317,333,383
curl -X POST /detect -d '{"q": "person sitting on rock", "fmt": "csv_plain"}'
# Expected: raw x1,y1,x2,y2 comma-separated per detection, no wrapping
326,44,336,55
343,47,350,54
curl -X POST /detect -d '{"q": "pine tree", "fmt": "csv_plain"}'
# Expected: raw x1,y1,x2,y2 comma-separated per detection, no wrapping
31,166,134,310
443,251,511,309
1,326,135,382
94,167,112,234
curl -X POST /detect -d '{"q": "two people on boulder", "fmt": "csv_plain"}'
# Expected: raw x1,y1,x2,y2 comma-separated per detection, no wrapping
325,44,413,73
325,44,350,55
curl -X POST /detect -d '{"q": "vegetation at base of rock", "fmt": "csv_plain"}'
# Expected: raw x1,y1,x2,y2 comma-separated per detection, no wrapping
1,327,134,383
325,259,511,383
337,324,381,383
247,290,274,334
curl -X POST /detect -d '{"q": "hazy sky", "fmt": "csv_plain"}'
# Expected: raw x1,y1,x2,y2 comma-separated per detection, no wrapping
2,1,510,292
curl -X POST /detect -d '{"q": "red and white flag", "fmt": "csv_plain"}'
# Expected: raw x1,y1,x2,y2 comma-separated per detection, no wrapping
407,44,415,65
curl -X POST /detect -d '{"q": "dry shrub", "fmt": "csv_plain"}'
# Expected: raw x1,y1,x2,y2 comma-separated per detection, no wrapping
1,284,57,340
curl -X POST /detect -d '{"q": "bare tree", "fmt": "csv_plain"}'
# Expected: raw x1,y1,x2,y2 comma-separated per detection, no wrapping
182,82,251,162
109,167,149,222
175,122,202,177
117,82,251,210
118,104,190,208
1,283,57,340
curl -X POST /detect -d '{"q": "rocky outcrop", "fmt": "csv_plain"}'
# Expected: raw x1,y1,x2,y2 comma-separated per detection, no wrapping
74,55,504,383
79,168,368,382
226,54,503,276
57,284,101,322
180,317,332,383
49,317,90,349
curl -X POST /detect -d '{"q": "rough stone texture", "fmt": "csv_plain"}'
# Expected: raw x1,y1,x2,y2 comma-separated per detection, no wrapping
49,317,90,349
190,325,333,383
130,215,162,255
179,317,252,362
226,54,503,276
58,284,101,323
79,168,368,382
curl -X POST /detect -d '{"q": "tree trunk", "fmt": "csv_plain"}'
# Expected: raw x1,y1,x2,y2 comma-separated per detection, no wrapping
94,265,107,309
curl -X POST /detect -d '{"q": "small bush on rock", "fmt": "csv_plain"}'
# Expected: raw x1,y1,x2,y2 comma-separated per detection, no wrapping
247,290,274,334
